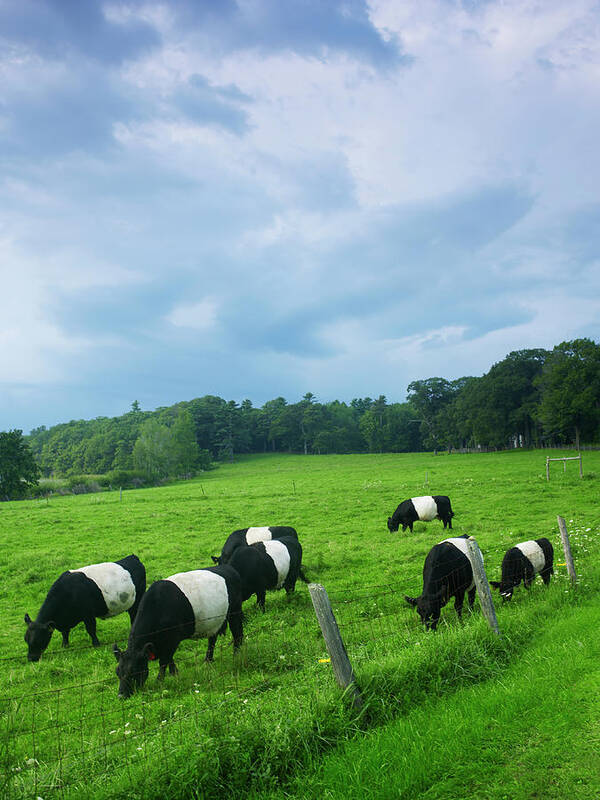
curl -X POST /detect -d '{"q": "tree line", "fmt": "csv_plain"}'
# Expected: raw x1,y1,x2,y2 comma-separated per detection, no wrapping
1,338,598,497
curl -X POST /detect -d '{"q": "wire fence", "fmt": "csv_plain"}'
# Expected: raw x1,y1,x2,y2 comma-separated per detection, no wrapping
1,544,571,800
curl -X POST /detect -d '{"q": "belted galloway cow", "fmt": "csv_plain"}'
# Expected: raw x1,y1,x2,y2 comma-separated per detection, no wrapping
405,535,480,630
490,538,554,601
228,536,307,612
113,564,243,698
212,526,298,565
24,555,146,662
387,495,454,533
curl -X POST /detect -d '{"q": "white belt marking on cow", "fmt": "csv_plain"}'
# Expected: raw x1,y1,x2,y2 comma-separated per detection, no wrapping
441,537,482,591
412,496,438,521
263,540,291,589
167,570,229,637
515,541,545,573
71,562,136,618
246,526,273,545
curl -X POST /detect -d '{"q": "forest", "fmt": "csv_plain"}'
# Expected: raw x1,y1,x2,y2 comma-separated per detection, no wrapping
22,338,600,481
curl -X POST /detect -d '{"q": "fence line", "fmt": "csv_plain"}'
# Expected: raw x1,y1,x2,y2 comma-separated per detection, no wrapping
2,544,578,800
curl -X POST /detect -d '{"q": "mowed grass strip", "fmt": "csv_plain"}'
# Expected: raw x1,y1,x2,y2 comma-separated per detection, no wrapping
264,599,600,800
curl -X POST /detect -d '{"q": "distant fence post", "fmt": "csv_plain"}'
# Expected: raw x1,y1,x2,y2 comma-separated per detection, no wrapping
467,537,501,636
557,515,577,585
546,455,583,481
308,583,363,708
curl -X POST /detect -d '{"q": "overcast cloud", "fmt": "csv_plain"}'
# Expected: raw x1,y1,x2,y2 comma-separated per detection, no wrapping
1,0,599,432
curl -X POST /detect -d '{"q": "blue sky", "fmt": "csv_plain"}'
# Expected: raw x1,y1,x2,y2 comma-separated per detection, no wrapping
1,0,599,433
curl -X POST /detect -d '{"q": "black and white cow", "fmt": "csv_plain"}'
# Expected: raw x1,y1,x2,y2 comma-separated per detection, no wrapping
388,495,454,533
24,554,146,662
112,564,243,698
405,535,480,630
212,526,298,565
490,538,554,601
228,536,307,612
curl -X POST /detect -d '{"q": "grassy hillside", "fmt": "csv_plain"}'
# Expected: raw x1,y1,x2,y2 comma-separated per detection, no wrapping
1,449,598,799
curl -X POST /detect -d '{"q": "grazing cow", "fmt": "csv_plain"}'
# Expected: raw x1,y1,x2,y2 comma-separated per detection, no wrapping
388,495,454,533
212,526,298,565
228,536,307,612
24,554,146,662
112,564,243,698
490,538,554,601
405,535,480,630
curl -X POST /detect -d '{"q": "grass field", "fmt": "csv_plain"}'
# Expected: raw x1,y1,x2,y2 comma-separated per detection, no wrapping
1,449,599,799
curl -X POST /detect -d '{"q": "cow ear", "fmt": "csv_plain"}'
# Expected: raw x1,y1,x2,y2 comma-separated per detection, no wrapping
24,613,32,625
404,595,418,607
211,556,220,564
112,643,122,661
489,581,501,589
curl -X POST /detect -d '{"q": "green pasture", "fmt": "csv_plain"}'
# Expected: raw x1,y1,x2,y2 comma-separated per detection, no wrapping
1,449,599,799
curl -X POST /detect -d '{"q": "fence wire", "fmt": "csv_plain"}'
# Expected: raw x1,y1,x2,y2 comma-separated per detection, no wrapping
1,554,566,800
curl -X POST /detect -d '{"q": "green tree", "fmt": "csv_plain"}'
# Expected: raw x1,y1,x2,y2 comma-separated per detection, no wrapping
171,409,200,475
537,339,600,449
406,378,455,450
0,429,41,500
132,419,173,478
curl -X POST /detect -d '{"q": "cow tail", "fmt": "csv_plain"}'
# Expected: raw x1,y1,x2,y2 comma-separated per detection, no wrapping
299,566,309,583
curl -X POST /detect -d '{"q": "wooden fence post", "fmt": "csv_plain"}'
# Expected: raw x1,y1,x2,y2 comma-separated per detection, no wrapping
557,515,577,585
546,457,550,481
308,583,363,708
467,537,501,636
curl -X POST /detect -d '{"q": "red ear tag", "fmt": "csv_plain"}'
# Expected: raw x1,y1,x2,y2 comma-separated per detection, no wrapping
148,651,156,661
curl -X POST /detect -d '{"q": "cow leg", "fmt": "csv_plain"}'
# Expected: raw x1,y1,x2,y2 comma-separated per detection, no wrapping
257,590,266,613
157,663,167,681
61,630,70,648
467,587,476,611
228,611,244,651
541,568,552,586
205,635,217,662
454,590,466,620
168,661,178,676
447,515,452,530
84,618,100,647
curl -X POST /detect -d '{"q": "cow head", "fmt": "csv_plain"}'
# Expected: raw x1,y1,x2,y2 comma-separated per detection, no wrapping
404,595,441,631
489,581,513,601
387,517,399,533
24,613,55,662
113,642,152,699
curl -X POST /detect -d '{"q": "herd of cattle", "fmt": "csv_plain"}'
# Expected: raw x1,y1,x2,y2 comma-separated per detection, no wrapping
23,495,554,698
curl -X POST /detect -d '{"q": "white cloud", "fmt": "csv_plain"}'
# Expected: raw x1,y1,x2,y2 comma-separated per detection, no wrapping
166,298,219,330
0,0,599,430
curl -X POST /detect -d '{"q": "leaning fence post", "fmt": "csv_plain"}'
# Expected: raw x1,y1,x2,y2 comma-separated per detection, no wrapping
308,583,363,708
467,537,501,636
557,515,577,585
